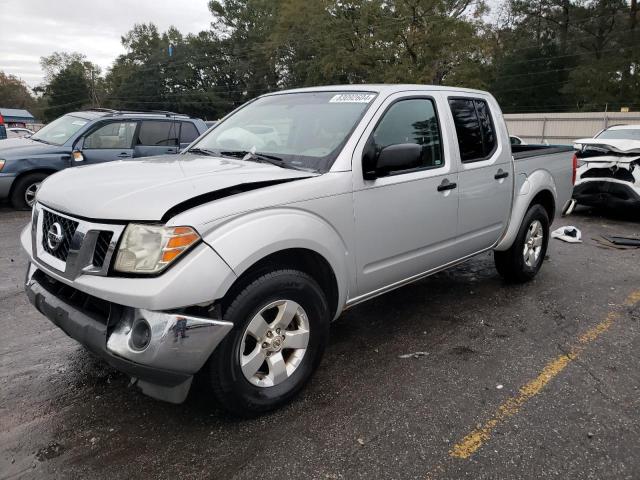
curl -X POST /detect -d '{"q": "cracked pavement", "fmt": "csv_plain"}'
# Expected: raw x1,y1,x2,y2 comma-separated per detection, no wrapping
1,205,639,479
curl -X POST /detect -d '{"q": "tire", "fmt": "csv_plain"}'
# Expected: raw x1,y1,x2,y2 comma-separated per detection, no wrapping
10,172,48,210
494,204,550,283
206,269,330,416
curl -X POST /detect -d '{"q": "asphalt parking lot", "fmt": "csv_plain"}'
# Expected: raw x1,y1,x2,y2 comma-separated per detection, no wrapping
1,206,639,480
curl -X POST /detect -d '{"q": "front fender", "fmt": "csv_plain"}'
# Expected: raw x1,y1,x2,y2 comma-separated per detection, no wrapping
203,208,351,317
494,169,557,251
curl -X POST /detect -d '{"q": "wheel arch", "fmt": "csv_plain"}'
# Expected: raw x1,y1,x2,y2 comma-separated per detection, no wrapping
495,169,557,251
218,248,340,321
9,168,57,197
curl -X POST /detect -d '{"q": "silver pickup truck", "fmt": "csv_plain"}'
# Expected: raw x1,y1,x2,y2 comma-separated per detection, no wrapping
21,85,575,415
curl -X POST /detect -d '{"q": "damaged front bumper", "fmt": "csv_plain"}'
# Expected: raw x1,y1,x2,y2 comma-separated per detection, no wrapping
573,180,640,208
25,265,233,403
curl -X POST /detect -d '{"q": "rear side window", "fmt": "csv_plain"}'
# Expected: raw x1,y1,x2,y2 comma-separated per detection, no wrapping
448,98,497,162
371,98,444,169
180,122,199,143
137,121,179,146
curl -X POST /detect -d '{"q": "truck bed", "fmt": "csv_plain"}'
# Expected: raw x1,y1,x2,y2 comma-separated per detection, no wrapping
512,144,575,219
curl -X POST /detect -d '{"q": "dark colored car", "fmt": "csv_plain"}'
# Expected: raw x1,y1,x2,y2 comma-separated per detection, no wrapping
0,109,207,209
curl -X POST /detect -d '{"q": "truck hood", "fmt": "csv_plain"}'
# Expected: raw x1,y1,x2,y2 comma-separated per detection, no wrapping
37,154,316,221
573,138,640,154
0,137,67,159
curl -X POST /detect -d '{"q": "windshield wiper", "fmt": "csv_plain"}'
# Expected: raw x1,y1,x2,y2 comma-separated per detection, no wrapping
186,147,218,156
220,150,290,169
30,137,51,145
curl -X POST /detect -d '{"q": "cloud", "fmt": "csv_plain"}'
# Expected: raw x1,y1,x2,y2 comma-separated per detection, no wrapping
0,0,212,87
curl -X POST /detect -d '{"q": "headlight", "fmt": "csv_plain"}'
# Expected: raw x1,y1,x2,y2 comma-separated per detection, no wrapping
114,224,200,274
0,159,5,171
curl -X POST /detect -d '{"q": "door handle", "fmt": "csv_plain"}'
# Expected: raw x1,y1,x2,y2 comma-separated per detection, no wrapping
117,152,131,158
437,179,457,192
494,169,509,180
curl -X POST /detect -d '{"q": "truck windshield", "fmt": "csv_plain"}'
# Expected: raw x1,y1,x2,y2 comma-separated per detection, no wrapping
31,114,88,146
188,91,377,172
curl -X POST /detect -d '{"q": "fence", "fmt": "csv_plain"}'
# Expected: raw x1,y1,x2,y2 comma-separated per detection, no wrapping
503,112,640,145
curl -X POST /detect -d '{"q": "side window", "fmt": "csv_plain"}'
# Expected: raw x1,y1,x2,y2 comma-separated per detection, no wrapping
448,98,496,162
180,122,199,144
371,98,443,170
137,121,179,146
475,99,496,155
83,122,136,149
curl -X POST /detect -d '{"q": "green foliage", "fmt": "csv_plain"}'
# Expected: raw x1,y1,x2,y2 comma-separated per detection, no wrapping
0,72,36,110
32,0,640,119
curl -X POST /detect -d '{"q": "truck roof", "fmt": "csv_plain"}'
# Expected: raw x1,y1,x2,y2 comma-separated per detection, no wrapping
266,84,492,97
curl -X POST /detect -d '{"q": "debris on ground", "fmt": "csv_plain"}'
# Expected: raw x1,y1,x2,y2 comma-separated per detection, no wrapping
357,438,365,446
603,235,640,247
551,226,582,243
593,236,640,250
398,351,429,359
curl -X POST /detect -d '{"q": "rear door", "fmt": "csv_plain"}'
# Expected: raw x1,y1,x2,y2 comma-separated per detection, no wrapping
134,120,180,157
80,120,137,164
448,97,513,256
352,93,460,297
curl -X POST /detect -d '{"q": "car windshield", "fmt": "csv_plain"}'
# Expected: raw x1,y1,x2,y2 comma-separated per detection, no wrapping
31,114,89,146
596,128,640,141
188,91,377,171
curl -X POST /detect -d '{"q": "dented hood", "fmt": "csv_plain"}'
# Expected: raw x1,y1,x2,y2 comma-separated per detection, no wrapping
573,138,640,154
37,154,315,221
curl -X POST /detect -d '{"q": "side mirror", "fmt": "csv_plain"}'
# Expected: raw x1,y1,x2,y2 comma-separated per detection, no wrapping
363,143,423,179
72,150,84,162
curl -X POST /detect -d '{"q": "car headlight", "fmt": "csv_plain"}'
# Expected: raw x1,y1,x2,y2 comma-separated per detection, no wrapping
114,224,200,274
0,159,5,171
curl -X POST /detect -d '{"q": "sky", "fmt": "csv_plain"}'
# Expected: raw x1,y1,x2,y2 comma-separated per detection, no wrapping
0,0,213,87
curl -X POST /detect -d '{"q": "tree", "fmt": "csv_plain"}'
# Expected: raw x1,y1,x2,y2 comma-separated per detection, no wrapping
0,72,36,110
41,62,91,121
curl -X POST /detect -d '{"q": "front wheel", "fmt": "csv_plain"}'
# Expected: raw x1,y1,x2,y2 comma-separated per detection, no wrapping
10,172,48,210
206,269,329,416
494,204,550,283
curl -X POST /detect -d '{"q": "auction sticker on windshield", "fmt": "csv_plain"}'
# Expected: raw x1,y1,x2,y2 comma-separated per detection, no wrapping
329,93,376,103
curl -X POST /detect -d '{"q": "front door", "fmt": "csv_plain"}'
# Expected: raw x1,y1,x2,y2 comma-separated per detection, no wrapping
352,95,460,297
80,120,137,164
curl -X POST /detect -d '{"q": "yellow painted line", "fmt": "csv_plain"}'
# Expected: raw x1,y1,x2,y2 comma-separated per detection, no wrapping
448,289,640,460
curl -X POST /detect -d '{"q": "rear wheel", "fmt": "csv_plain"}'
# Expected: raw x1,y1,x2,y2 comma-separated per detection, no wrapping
494,204,549,283
206,269,329,416
10,172,48,210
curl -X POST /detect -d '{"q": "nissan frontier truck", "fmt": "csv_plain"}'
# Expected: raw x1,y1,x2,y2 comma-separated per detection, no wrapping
22,85,575,415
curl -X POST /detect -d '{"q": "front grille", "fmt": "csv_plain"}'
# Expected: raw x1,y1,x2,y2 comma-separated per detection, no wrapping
582,167,635,182
92,231,114,267
41,210,79,261
33,269,111,324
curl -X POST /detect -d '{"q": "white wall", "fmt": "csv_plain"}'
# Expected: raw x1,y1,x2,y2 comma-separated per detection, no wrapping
504,112,640,145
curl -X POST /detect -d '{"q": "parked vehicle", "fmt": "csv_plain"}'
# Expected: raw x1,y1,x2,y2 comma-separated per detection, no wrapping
0,114,6,140
6,127,35,139
0,109,207,209
205,120,218,130
573,125,640,208
22,85,575,415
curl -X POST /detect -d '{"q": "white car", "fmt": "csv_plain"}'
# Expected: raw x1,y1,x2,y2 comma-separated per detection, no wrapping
573,125,640,208
6,127,34,139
